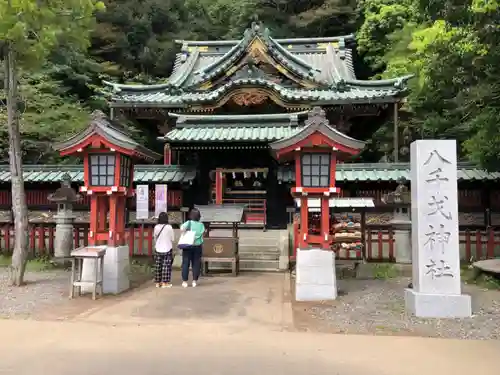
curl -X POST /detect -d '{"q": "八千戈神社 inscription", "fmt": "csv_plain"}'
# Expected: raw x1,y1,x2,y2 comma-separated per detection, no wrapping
425,259,454,279
423,149,455,278
424,223,451,254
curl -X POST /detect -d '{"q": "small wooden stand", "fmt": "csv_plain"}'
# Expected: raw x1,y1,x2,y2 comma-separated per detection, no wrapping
196,204,245,277
69,246,106,300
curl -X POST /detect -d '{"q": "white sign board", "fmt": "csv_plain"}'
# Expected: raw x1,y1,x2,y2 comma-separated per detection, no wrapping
136,185,149,220
154,184,168,218
410,140,461,295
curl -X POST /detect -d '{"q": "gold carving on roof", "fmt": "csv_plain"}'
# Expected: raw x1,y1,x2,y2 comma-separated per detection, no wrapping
231,89,268,106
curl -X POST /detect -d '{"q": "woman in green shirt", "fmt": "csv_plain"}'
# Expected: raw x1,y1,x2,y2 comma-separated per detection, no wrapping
180,208,205,287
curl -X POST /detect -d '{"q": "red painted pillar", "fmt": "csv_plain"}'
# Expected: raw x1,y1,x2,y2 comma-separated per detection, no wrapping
215,169,223,204
89,196,98,245
320,196,330,249
108,194,118,247
299,196,308,248
164,143,172,165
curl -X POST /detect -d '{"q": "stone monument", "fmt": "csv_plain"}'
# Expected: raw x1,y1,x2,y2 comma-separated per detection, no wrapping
47,173,81,261
405,139,472,318
383,178,411,264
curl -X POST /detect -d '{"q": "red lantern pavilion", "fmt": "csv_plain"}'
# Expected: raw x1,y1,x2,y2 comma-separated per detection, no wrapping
55,111,161,247
271,107,365,251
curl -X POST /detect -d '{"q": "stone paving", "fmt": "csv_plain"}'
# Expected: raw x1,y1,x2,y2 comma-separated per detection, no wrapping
76,272,293,330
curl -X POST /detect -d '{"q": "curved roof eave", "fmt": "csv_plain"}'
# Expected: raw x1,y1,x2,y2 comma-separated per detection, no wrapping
344,74,414,89
102,80,173,93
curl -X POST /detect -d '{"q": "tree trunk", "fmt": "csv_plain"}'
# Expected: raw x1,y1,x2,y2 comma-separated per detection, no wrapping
4,44,29,286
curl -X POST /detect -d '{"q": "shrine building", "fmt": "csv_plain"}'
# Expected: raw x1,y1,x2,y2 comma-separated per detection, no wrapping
103,22,411,229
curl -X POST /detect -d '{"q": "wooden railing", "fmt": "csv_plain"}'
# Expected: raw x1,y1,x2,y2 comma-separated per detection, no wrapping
289,222,500,262
0,189,183,208
3,222,500,263
220,198,267,228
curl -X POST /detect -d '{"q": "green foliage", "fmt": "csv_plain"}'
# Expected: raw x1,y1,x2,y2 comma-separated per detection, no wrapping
372,263,399,279
357,0,420,72
360,0,500,168
0,254,57,272
0,70,90,164
0,0,105,69
0,0,106,166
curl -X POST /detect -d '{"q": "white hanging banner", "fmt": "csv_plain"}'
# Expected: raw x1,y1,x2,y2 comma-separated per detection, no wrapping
136,185,149,220
155,184,168,217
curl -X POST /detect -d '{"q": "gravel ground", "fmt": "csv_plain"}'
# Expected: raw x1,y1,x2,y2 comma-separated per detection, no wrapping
0,268,69,318
292,277,500,339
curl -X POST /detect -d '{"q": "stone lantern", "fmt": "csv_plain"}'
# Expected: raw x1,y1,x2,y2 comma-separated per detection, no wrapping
47,173,81,260
382,177,411,263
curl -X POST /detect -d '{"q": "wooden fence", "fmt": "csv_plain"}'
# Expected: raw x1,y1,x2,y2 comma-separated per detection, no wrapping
1,223,499,263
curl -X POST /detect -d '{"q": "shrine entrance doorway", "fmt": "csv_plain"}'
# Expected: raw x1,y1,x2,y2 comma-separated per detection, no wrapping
212,167,268,227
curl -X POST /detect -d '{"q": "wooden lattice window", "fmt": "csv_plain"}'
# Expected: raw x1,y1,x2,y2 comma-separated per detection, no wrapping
89,154,115,186
301,153,330,188
120,155,131,187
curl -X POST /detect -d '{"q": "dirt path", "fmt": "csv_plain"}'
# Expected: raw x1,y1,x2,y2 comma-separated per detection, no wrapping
1,319,499,375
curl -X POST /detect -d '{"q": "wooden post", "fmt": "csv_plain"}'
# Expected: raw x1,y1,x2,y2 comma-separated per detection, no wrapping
320,196,330,249
393,102,399,162
89,196,98,245
108,195,118,246
164,143,172,165
299,196,308,248
215,169,223,204
294,152,302,188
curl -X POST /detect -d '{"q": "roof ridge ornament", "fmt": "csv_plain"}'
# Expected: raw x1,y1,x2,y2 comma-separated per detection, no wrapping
91,110,107,121
331,78,349,92
61,173,72,188
305,106,329,127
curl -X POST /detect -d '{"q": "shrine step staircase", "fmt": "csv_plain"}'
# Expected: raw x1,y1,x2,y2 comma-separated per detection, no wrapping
206,229,288,272
210,185,267,228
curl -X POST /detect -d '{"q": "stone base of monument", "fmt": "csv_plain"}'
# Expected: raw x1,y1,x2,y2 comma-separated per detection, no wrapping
405,288,472,318
172,251,183,269
81,246,130,294
295,248,337,301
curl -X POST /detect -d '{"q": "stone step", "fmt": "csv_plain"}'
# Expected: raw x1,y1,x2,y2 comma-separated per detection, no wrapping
239,238,281,246
239,248,280,255
205,259,281,272
209,229,287,240
239,252,279,261
239,244,281,253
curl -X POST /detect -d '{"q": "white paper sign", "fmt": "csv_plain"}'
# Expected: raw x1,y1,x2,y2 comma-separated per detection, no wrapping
410,140,461,295
155,184,168,218
136,185,149,220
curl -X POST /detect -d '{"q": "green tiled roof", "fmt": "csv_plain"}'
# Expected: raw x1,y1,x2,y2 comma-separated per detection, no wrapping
105,24,411,108
0,163,497,184
183,23,325,88
277,163,500,182
54,111,161,161
164,112,305,142
166,125,303,142
111,78,404,107
0,165,197,184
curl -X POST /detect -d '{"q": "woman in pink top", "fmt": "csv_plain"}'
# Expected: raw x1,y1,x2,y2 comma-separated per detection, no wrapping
154,212,175,288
